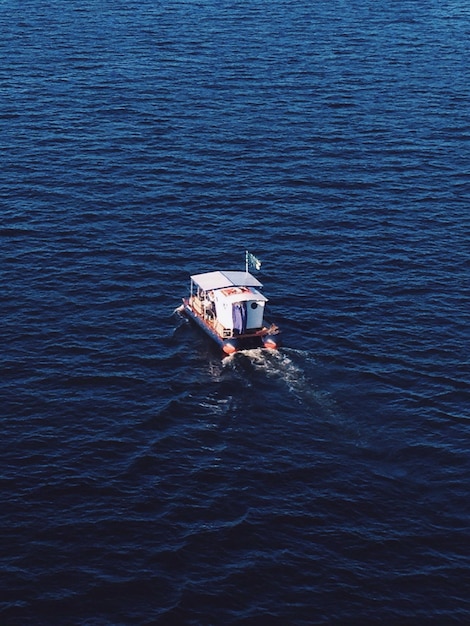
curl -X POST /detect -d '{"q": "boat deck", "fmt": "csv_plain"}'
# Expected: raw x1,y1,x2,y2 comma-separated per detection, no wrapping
187,296,270,340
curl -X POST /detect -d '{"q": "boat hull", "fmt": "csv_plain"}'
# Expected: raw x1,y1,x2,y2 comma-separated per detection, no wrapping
182,299,280,354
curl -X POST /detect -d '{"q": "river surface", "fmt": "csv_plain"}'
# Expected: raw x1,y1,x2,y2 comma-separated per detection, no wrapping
1,1,469,624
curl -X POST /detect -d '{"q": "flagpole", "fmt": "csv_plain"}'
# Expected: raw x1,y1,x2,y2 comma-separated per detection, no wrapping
245,250,248,273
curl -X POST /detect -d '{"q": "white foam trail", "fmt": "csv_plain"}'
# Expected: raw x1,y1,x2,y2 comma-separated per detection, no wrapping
224,348,337,417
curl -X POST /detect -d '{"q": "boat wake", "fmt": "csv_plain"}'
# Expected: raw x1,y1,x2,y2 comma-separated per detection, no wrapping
223,348,337,418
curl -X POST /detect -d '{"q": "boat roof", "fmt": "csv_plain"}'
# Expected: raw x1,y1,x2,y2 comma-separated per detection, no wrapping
220,288,268,303
191,270,263,291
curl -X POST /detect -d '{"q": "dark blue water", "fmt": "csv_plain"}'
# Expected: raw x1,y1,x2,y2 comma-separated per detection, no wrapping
2,1,469,624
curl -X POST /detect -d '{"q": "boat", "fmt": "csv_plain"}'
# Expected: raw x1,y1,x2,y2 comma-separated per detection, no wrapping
180,252,281,355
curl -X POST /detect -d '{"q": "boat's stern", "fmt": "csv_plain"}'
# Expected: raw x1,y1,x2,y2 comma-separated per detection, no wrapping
261,325,281,350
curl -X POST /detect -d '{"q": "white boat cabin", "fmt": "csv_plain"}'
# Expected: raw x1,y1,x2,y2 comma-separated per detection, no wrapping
190,270,268,335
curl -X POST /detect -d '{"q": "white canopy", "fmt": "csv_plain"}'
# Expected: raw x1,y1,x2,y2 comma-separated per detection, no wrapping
217,288,267,304
191,270,263,291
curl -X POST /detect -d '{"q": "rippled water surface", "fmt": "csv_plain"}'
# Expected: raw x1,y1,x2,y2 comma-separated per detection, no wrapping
1,1,469,624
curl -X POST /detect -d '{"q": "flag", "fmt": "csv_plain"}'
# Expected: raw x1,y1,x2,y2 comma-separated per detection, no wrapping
247,251,262,271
